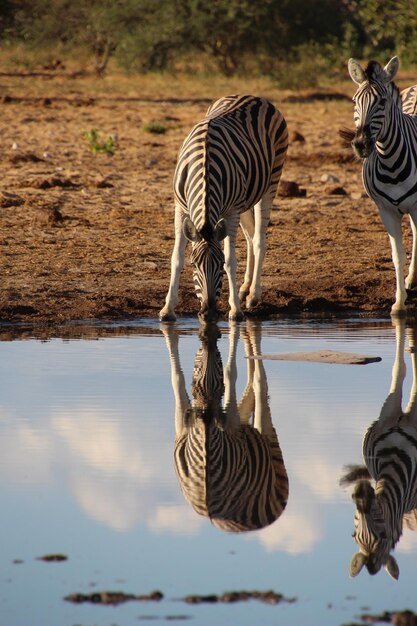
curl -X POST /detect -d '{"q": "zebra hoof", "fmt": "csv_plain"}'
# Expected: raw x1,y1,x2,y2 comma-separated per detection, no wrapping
390,304,406,318
198,309,220,323
159,310,177,322
246,296,259,310
229,310,245,322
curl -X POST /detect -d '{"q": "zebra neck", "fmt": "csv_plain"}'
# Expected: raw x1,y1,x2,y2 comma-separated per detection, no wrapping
376,108,408,157
376,481,405,540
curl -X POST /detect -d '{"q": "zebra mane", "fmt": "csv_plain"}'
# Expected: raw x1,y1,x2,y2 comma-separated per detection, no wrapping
364,60,401,103
199,222,215,241
365,60,383,80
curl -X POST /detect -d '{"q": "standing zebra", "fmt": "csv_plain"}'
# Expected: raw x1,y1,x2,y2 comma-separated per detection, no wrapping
347,57,417,315
159,95,288,322
340,319,417,579
161,320,288,531
401,84,417,116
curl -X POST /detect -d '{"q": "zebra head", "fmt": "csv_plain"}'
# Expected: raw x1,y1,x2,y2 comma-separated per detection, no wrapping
350,479,400,579
348,57,400,159
183,216,227,321
186,322,225,424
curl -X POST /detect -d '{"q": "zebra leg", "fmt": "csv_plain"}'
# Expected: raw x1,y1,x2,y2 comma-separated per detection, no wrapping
159,203,187,321
223,321,241,428
238,322,256,424
379,207,407,315
247,320,275,436
378,317,406,423
404,322,417,422
405,212,417,290
160,323,191,435
238,209,255,304
223,216,244,321
246,191,273,310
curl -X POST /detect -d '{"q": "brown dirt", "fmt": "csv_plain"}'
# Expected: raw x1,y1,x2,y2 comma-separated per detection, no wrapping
1,70,416,328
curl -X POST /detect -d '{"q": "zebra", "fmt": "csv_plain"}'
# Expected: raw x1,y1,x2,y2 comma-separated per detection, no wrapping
340,318,417,579
347,57,417,315
159,94,288,322
161,320,289,532
401,84,417,116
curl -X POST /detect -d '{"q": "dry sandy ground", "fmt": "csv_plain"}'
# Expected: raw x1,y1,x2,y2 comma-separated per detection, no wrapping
2,68,417,331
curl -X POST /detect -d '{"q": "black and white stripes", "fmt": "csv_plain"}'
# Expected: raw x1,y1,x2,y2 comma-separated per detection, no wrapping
348,57,417,315
160,94,288,322
162,321,288,532
401,84,417,116
340,320,417,579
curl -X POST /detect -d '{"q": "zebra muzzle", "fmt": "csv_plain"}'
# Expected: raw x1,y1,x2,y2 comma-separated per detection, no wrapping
199,299,220,322
352,127,374,159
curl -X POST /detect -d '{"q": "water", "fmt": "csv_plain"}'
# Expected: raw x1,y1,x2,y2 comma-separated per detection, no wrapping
1,317,417,626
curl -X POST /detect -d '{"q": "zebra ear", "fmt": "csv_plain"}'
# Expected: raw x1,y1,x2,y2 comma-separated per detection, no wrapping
383,56,400,83
384,555,399,580
348,58,366,85
349,552,367,577
183,216,202,242
214,218,228,241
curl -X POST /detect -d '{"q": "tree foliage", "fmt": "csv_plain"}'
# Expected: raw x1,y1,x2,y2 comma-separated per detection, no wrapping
2,0,417,75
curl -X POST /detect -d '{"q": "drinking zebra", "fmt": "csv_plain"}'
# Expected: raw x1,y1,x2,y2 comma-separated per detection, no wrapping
347,57,417,315
161,320,288,531
340,319,417,579
159,95,288,322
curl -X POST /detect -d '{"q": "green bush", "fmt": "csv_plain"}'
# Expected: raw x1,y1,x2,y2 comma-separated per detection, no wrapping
271,42,345,90
83,128,116,155
143,123,167,135
3,0,417,76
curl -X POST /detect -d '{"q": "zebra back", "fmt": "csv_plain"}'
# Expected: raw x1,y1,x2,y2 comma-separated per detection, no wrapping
175,419,287,531
174,94,288,232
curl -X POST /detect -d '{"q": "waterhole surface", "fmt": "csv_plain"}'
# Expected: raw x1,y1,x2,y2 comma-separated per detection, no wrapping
1,316,416,626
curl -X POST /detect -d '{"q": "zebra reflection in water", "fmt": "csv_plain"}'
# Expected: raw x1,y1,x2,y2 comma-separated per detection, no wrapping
341,319,417,579
161,321,288,532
